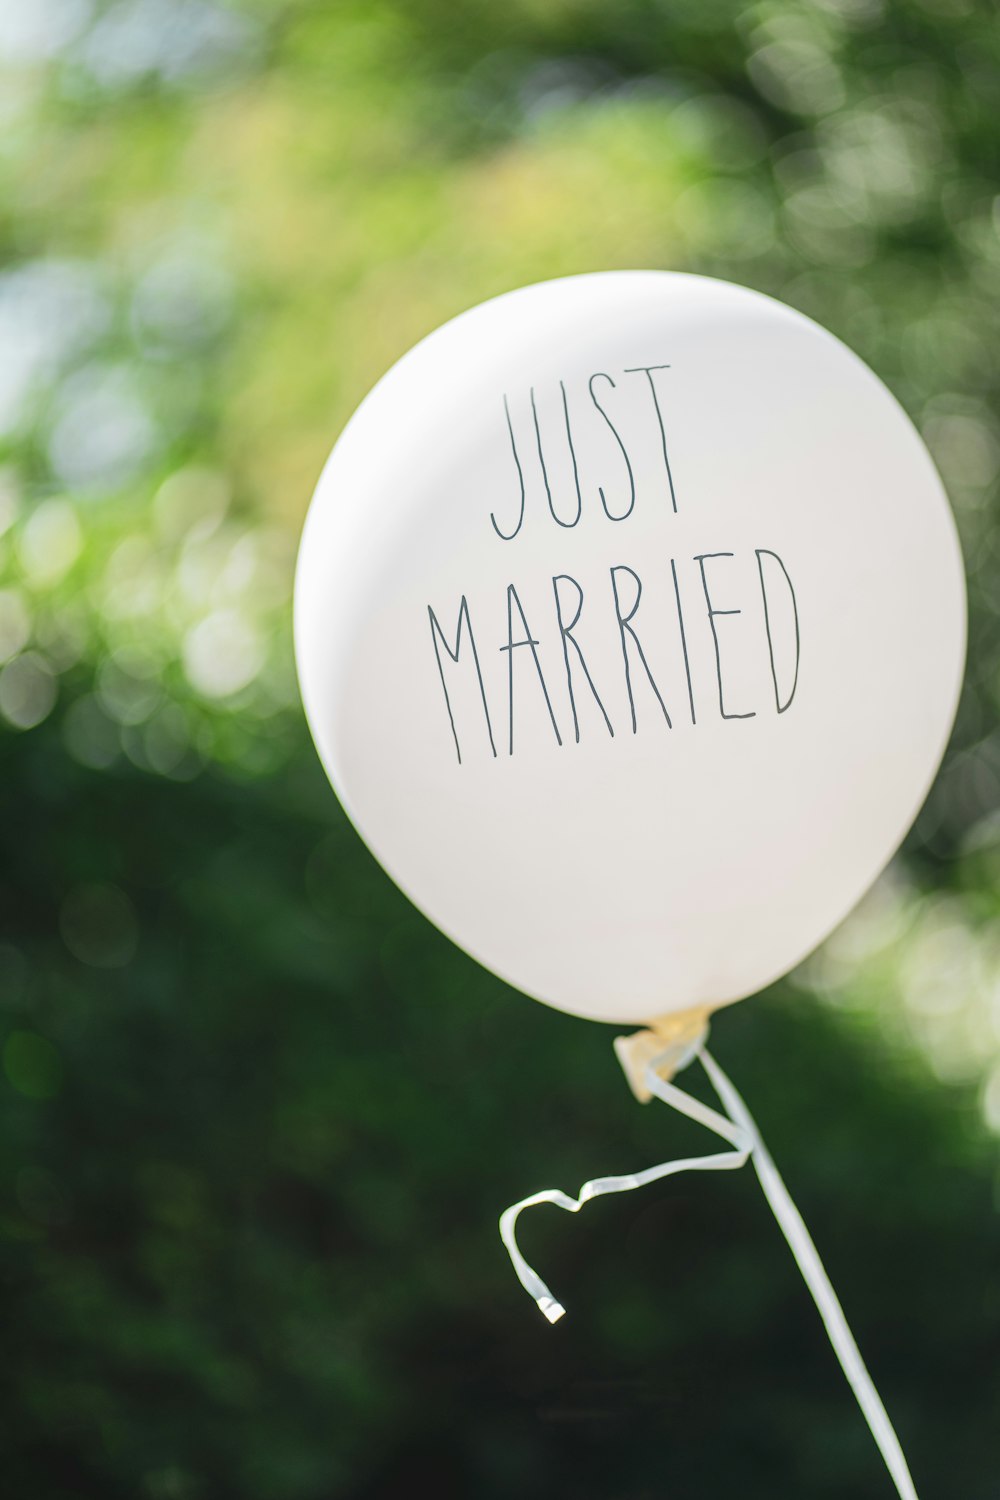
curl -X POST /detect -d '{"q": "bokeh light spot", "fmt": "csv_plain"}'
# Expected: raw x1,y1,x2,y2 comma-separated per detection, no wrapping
17,498,83,586
47,364,156,491
3,1030,63,1100
59,882,138,969
97,648,163,726
62,693,120,769
0,651,56,729
0,589,31,662
154,466,229,544
183,608,263,698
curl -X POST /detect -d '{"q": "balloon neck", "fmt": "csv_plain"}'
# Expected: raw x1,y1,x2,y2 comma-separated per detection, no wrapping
613,1005,712,1103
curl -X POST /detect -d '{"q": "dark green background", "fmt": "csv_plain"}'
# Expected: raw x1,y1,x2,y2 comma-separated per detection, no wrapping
1,2,998,1495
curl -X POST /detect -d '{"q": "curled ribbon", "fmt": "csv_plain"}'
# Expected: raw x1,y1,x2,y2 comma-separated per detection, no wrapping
499,1033,919,1500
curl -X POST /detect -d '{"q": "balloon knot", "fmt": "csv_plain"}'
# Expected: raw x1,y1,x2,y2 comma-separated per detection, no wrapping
613,1006,711,1102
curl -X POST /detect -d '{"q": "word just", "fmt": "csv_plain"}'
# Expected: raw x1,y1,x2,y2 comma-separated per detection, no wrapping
491,364,676,538
428,548,800,763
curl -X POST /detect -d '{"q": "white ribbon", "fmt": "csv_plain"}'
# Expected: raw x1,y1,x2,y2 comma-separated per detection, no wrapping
499,1041,918,1500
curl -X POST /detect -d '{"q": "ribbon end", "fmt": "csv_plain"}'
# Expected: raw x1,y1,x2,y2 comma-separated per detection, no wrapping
538,1296,566,1324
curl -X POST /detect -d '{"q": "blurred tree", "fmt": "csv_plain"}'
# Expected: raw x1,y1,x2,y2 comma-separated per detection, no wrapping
0,1,998,1496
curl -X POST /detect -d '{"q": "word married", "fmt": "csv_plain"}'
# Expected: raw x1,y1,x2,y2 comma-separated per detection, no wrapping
428,550,799,763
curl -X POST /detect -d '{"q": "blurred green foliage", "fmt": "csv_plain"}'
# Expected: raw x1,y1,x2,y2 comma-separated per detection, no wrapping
0,1,999,1496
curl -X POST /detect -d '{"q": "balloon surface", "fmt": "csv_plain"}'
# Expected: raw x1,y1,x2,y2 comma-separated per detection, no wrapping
295,272,966,1024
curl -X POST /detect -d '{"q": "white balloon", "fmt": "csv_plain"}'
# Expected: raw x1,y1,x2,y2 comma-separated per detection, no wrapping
295,271,966,1024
